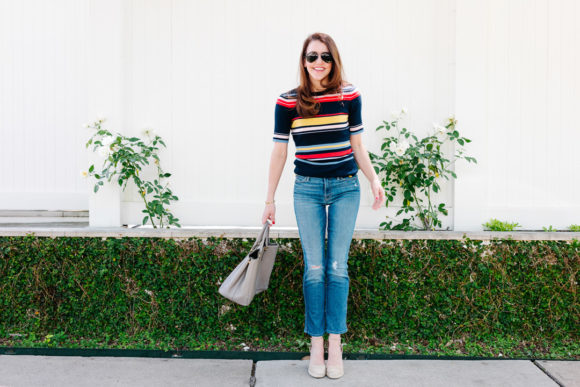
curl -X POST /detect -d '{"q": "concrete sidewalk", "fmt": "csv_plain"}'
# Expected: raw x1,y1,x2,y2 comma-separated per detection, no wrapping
0,355,578,387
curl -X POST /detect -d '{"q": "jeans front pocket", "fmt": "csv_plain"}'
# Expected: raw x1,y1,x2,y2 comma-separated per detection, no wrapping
295,174,310,183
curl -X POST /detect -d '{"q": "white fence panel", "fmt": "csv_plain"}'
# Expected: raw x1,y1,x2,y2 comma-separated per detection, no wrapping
11,0,569,230
455,0,580,231
0,0,90,210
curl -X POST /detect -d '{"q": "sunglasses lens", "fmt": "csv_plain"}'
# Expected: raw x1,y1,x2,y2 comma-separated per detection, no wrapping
321,53,333,63
306,54,318,63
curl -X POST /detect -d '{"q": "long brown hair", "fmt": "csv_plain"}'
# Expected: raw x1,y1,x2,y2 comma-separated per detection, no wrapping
296,32,345,118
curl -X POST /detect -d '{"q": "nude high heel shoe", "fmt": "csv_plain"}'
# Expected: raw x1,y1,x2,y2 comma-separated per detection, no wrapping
308,338,326,378
326,336,344,379
308,359,326,378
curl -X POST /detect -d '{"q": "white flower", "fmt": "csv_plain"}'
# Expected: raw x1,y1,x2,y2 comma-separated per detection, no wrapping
447,114,457,126
433,123,447,135
142,128,157,138
226,323,236,331
83,123,90,129
101,136,114,147
391,108,407,121
395,140,410,156
219,304,231,316
97,146,110,158
96,114,105,122
80,170,88,178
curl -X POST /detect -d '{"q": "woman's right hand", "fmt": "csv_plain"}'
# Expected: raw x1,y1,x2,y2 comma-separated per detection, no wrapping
262,203,276,225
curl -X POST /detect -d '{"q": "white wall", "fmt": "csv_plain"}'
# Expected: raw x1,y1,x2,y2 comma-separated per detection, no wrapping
2,0,576,230
455,0,580,231
0,0,90,210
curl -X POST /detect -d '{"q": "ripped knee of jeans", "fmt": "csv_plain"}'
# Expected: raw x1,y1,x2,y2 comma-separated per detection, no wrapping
304,264,324,283
328,260,348,278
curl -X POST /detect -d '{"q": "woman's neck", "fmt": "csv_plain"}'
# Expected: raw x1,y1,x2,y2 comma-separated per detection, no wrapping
310,80,326,92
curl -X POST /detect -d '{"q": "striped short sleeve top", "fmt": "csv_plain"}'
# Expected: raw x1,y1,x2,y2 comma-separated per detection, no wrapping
273,84,364,177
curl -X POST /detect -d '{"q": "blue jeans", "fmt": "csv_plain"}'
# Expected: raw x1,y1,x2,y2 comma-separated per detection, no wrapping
293,174,360,336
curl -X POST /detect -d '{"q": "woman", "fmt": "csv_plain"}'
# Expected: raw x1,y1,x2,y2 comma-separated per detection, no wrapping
262,32,385,379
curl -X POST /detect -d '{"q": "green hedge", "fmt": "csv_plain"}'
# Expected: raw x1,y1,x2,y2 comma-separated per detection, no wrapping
0,235,578,358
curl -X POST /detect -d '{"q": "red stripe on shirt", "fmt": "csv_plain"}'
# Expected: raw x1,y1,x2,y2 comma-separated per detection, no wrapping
276,98,297,108
295,149,352,160
277,91,360,108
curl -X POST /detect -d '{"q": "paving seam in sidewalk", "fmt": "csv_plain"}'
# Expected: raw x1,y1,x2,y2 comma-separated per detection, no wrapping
249,361,257,387
532,360,565,387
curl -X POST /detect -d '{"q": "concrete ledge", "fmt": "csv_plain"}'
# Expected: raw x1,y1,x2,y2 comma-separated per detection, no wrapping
0,226,579,240
0,210,88,218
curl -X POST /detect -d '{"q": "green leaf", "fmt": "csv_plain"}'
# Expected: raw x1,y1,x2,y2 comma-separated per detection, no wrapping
94,185,99,193
88,165,94,173
142,216,149,225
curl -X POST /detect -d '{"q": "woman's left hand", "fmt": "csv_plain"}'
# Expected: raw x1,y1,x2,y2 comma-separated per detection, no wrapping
370,177,386,210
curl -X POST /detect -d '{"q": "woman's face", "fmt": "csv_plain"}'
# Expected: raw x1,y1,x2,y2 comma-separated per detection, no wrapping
303,40,332,89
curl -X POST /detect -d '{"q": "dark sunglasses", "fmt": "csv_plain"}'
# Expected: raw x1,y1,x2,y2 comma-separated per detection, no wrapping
304,52,333,63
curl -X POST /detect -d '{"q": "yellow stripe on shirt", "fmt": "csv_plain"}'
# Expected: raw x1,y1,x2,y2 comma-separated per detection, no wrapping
291,114,348,129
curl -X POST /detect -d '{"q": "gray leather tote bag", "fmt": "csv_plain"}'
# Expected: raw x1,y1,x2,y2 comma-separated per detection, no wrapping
218,222,278,306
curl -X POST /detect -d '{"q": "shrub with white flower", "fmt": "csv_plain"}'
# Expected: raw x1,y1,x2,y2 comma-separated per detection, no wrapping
84,118,181,228
369,110,477,231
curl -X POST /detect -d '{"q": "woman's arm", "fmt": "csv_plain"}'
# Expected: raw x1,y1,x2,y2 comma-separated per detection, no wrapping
350,134,386,210
262,141,288,224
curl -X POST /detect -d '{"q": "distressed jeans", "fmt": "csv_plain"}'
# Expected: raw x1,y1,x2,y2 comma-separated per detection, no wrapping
293,174,360,336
